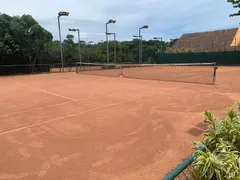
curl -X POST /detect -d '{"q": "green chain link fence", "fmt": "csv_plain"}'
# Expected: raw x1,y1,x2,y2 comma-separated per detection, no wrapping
157,51,240,65
163,146,206,180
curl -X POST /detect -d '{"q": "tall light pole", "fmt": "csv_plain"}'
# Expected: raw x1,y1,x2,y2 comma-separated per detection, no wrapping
153,37,163,53
139,25,148,64
106,19,116,64
107,33,117,64
69,28,81,64
133,35,142,63
58,11,69,72
87,41,94,62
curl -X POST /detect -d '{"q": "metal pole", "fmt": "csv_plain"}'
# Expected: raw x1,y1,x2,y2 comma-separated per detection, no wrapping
58,16,64,72
106,23,109,63
141,36,143,63
88,43,90,62
139,28,141,64
114,33,116,64
77,29,81,63
160,37,163,53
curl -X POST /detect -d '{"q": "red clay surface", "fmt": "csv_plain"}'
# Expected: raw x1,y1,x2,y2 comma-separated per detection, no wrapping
0,66,240,180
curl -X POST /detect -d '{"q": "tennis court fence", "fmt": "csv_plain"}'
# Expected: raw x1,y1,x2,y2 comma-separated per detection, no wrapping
163,146,206,180
0,63,76,75
76,62,217,85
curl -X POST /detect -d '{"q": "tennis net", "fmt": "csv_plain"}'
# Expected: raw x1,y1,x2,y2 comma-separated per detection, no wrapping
76,62,122,77
76,62,217,85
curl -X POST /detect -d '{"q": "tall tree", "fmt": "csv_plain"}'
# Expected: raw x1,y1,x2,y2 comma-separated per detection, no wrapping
1,12,173,68
0,14,20,63
0,13,52,68
228,0,240,16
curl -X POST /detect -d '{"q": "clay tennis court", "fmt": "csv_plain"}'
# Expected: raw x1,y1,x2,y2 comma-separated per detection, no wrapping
0,66,240,180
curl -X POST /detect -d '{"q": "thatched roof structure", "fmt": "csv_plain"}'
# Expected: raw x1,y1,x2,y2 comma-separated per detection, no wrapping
172,28,240,52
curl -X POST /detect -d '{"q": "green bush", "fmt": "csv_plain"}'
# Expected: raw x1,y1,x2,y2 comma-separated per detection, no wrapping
193,102,240,180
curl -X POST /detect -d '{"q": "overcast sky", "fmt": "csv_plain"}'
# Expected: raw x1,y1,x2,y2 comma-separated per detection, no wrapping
1,0,239,43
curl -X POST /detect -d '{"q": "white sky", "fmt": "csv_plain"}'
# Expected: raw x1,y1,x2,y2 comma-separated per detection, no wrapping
0,0,239,42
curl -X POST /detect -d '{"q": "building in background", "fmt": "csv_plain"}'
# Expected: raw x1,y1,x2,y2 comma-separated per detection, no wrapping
171,28,240,52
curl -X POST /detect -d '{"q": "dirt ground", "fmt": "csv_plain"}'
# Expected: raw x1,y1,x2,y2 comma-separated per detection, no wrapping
0,66,239,180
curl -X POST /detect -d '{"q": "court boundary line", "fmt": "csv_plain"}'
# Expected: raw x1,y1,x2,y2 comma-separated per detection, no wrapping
0,87,182,136
0,101,75,118
11,81,79,102
0,85,155,118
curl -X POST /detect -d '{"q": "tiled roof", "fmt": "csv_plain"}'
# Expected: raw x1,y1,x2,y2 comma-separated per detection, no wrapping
172,28,239,52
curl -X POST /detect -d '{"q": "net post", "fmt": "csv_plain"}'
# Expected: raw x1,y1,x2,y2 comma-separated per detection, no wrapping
75,62,79,74
50,65,52,73
213,62,217,85
120,63,123,76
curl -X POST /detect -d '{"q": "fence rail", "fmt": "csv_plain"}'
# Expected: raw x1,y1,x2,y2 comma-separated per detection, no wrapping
0,63,77,75
163,146,206,180
157,51,240,65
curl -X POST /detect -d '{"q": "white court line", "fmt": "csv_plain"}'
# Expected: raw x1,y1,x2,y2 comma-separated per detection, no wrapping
0,101,75,118
0,87,181,136
0,87,140,118
11,81,78,102
0,101,124,136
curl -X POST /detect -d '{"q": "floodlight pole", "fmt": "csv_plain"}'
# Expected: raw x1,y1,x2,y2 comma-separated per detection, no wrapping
58,11,69,72
139,28,141,64
138,25,148,64
69,28,81,64
58,16,64,72
77,29,81,64
107,33,117,64
106,19,116,64
87,41,93,62
160,37,163,53
133,35,142,63
111,33,117,64
153,37,163,53
106,23,109,63
114,33,116,64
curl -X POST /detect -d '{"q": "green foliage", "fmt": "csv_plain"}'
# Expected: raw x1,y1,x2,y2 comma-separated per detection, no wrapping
228,0,240,17
165,47,196,53
193,102,240,180
0,13,52,66
169,38,178,47
0,12,170,66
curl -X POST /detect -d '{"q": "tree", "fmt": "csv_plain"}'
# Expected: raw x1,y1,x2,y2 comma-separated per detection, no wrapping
228,0,240,16
1,13,175,70
0,14,20,64
65,34,75,46
169,38,178,47
0,13,52,69
46,40,61,63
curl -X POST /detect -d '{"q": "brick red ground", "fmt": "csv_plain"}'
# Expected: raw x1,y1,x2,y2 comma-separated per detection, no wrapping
0,66,239,180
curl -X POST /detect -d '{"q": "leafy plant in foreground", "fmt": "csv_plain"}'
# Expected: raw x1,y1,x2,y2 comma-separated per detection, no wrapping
192,102,240,180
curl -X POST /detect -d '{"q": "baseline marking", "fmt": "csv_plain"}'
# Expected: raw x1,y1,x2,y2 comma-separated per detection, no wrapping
0,101,75,118
0,87,181,136
0,84,154,118
11,81,78,102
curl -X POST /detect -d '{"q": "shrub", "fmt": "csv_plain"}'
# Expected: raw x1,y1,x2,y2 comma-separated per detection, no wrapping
192,102,240,180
